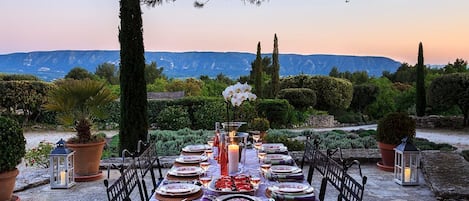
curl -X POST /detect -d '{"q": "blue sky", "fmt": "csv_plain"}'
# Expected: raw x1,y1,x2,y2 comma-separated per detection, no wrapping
1,0,469,64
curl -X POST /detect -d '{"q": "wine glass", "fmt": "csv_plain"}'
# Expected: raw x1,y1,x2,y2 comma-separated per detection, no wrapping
199,174,212,188
252,133,261,143
248,170,262,189
200,162,210,175
254,142,262,150
205,149,213,159
257,152,267,162
207,139,214,147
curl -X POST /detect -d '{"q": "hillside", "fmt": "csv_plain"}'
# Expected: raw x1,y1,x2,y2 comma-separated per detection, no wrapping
0,50,401,81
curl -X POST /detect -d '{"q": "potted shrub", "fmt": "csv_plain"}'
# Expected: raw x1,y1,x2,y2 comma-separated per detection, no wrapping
43,79,116,181
376,112,416,172
250,117,270,141
0,117,26,201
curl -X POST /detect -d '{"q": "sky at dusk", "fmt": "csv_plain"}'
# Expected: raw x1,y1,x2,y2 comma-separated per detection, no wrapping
1,0,469,65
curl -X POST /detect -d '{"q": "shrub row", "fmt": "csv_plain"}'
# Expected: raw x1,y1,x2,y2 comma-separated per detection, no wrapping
97,97,294,130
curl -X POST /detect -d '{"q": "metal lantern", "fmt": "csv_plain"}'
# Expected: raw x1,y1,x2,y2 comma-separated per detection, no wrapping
49,139,75,189
394,137,420,186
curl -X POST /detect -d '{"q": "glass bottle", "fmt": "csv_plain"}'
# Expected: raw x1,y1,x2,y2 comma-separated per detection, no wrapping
213,122,220,161
219,133,228,176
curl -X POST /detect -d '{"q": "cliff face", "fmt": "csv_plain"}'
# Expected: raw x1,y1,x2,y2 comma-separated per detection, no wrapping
0,50,401,81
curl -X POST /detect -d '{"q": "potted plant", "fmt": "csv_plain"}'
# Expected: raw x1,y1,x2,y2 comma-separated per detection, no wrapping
43,79,117,181
250,117,270,141
376,112,416,172
0,116,26,201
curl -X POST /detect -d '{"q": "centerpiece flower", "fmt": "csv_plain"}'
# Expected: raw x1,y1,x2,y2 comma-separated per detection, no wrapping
221,82,257,136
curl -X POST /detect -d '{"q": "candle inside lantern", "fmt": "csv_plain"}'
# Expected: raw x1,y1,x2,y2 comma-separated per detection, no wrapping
404,167,411,182
229,130,236,138
60,171,66,185
228,144,239,174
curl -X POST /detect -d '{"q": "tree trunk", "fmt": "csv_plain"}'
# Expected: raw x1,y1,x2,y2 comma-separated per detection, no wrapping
118,0,149,154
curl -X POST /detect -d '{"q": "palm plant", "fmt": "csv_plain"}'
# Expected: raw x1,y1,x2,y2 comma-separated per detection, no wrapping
44,79,117,143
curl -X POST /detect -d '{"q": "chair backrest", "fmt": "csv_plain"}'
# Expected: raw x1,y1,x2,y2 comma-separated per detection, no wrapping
136,141,164,201
104,160,144,201
338,160,367,201
338,173,367,201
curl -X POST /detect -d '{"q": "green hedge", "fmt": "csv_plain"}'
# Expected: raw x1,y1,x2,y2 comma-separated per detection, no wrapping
256,99,292,128
0,81,53,124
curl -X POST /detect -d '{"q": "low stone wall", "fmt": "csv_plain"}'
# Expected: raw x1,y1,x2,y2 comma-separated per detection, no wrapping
307,115,339,128
413,115,464,129
100,148,382,169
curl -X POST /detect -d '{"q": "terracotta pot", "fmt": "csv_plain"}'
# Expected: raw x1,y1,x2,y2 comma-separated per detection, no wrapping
66,140,105,181
0,168,19,201
377,142,397,172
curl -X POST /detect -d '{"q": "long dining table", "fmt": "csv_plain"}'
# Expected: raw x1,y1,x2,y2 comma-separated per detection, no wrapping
150,143,317,201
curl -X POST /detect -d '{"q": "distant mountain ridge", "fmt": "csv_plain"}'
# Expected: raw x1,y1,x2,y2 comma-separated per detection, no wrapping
0,50,402,81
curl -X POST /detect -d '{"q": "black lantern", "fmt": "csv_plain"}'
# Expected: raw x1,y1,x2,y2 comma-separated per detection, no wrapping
394,137,420,185
49,139,75,189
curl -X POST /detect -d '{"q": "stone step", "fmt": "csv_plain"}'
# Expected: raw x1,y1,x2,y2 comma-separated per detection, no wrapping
421,151,469,200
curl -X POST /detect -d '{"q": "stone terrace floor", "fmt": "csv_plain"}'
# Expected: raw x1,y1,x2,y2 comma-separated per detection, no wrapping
14,150,469,201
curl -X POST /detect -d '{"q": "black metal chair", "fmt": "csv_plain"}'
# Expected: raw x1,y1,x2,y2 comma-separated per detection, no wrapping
317,148,345,201
338,160,367,201
103,149,144,201
136,140,164,201
301,136,322,184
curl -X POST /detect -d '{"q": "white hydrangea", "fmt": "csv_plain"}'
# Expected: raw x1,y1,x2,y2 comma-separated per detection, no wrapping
222,82,257,107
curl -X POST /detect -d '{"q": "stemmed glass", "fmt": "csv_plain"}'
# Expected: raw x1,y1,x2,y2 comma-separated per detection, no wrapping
200,162,210,176
199,174,212,189
252,133,261,143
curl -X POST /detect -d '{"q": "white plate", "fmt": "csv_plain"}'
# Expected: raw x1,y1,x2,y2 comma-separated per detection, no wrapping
168,166,203,176
270,165,300,173
262,144,286,150
175,155,207,163
156,183,200,195
208,176,255,195
265,154,291,161
182,144,210,152
273,182,309,193
216,194,262,201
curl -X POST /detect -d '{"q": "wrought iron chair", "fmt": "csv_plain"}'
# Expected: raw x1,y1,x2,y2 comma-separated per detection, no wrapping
103,149,144,201
338,160,367,201
317,148,345,201
136,140,164,201
300,136,321,184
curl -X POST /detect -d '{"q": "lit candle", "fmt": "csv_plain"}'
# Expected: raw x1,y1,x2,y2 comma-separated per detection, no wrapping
228,144,239,174
60,171,66,185
229,130,236,138
404,167,411,182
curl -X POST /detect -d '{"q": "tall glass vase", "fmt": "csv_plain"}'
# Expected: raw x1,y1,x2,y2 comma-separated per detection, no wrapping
222,122,248,174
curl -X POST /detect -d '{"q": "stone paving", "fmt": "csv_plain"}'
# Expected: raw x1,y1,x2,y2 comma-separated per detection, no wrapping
15,161,438,201
14,127,469,201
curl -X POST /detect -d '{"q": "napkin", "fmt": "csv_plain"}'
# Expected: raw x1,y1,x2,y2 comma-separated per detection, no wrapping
261,149,289,155
270,190,316,201
265,172,304,182
262,158,295,165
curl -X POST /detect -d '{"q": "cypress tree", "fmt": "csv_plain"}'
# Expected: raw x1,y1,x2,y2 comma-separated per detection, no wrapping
416,42,426,116
254,42,263,98
118,0,149,153
271,34,280,98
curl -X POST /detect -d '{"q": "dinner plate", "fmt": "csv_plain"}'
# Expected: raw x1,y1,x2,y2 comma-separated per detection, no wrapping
208,176,255,195
175,155,208,163
270,165,301,173
182,144,210,152
264,154,291,161
273,182,309,193
168,166,203,176
216,194,262,201
262,144,286,150
156,183,200,196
